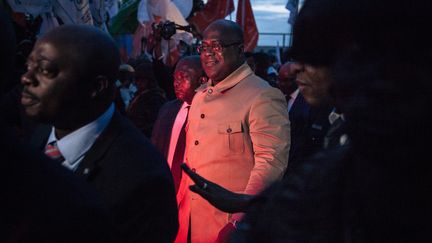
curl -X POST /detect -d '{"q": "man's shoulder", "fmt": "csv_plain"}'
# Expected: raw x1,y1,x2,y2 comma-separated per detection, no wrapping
160,99,182,111
90,112,171,183
236,75,285,101
237,74,276,91
103,112,160,155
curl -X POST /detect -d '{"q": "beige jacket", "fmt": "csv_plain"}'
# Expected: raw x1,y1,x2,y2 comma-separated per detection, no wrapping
176,63,290,243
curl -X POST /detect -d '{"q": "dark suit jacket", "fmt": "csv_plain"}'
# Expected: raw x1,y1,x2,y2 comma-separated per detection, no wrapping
1,119,113,243
151,99,183,159
31,112,179,243
286,93,332,175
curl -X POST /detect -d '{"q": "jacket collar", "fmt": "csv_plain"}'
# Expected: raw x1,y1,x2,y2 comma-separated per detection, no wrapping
196,62,253,94
75,111,124,180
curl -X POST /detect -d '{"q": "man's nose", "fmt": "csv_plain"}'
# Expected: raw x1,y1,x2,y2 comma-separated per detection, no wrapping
21,69,35,86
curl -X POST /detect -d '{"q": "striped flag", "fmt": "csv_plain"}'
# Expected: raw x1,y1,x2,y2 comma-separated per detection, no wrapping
236,0,258,52
52,0,93,25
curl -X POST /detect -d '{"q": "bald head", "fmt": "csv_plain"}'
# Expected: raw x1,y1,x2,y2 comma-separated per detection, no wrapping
174,55,204,104
204,20,244,44
40,25,120,85
278,62,298,96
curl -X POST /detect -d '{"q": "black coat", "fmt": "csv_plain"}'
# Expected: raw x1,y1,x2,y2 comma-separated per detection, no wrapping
151,99,183,159
286,93,332,174
31,112,179,243
1,119,113,243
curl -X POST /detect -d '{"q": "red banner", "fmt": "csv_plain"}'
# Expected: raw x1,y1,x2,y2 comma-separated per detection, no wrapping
236,0,258,52
188,0,235,34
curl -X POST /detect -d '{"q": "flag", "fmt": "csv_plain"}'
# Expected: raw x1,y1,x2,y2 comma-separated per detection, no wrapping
109,0,140,35
52,0,93,25
275,41,281,65
172,0,193,19
39,12,60,36
286,0,299,25
89,0,108,31
188,0,235,34
6,0,51,17
105,0,120,19
236,0,258,52
114,34,134,63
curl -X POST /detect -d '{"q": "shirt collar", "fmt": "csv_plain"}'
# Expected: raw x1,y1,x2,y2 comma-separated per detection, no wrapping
328,108,345,124
196,62,253,94
47,103,115,168
181,101,190,109
290,89,300,100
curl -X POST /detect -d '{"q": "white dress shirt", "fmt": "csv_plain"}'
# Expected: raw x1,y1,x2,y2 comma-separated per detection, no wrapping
167,102,190,169
46,103,115,171
288,89,300,112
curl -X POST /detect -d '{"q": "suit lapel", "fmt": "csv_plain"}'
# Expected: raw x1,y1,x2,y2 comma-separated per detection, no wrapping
75,112,123,180
160,100,183,158
29,123,52,151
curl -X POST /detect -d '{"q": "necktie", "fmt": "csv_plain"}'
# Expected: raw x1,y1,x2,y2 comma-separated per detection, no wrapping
171,106,189,193
44,141,65,163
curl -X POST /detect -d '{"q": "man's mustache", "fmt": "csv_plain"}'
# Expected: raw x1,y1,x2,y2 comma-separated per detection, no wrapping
22,87,38,100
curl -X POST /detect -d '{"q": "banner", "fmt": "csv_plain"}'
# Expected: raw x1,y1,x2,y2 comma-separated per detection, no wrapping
172,0,193,19
105,0,120,18
52,0,93,25
6,0,51,16
236,0,258,52
188,0,235,34
109,0,140,35
90,0,107,30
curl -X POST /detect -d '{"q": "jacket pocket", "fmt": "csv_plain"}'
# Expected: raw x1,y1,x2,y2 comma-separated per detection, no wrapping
218,121,244,154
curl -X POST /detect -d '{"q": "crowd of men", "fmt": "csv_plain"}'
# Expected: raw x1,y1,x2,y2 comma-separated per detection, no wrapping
1,0,431,242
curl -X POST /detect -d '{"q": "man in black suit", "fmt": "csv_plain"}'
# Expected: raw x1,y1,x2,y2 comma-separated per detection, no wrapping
21,25,178,242
1,8,114,243
151,55,204,242
151,55,204,191
278,62,332,175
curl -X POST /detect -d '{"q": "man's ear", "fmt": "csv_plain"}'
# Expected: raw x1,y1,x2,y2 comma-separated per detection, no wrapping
91,75,109,98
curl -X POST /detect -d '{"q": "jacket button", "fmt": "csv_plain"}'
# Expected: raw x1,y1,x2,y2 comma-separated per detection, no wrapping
208,89,213,94
200,114,205,119
194,140,199,145
227,128,232,133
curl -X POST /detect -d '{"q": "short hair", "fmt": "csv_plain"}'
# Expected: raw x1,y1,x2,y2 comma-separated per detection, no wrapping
177,55,204,76
41,25,120,85
134,62,158,88
205,20,244,44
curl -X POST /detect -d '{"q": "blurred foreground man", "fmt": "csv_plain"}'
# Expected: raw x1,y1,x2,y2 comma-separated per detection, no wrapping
183,20,290,243
277,62,331,175
21,25,178,243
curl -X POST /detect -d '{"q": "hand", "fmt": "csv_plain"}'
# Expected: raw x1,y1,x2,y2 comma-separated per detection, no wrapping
181,163,253,213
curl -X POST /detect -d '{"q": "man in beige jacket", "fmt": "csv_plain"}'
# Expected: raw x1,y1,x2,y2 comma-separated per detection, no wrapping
178,19,290,243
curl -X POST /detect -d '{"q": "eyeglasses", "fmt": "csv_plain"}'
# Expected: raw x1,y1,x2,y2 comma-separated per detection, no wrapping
197,41,242,54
